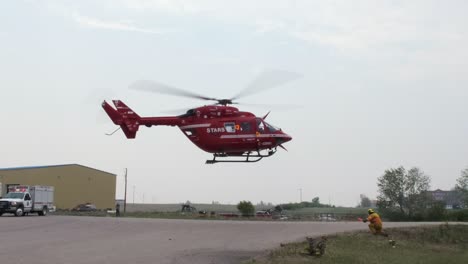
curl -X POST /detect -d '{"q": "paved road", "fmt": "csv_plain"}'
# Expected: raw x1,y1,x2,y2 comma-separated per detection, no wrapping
0,216,441,264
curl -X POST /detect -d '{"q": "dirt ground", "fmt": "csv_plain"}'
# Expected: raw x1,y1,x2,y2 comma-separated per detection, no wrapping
0,215,441,264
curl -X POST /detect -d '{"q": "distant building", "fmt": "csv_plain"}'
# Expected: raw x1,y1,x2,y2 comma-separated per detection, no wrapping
0,164,116,209
427,189,463,209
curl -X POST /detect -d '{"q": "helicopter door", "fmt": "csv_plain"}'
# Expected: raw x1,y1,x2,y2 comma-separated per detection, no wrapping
239,121,256,146
239,121,252,133
256,118,274,149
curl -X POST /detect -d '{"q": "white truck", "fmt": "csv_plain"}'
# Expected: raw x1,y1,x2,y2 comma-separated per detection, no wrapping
0,185,54,217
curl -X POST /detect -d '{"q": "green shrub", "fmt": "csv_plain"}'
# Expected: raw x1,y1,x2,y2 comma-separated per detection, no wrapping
380,206,468,222
425,202,447,221
237,201,255,217
446,209,468,221
379,208,409,221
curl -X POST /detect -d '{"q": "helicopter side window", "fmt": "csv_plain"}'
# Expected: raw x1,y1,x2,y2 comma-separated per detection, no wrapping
240,122,251,132
224,122,236,133
256,119,265,133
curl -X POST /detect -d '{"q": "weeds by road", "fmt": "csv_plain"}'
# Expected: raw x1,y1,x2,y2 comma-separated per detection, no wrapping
245,224,468,264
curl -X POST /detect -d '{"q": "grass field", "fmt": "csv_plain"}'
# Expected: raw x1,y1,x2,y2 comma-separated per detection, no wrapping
124,203,272,213
291,207,368,214
52,210,284,221
288,207,368,221
123,204,369,219
244,224,468,264
52,203,269,220
53,204,369,221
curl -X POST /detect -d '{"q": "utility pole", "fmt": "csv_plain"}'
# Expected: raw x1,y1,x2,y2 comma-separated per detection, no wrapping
299,188,303,203
124,168,127,213
133,185,136,204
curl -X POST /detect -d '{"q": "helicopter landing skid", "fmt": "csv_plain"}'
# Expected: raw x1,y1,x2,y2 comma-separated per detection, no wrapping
206,149,277,164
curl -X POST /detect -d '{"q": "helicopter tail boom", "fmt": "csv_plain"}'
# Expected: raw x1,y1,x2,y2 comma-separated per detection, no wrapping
102,100,141,139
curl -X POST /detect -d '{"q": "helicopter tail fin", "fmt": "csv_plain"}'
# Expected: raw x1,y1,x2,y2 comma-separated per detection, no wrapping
102,100,141,139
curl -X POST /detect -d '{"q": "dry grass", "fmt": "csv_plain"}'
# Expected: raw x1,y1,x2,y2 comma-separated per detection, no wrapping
245,224,468,264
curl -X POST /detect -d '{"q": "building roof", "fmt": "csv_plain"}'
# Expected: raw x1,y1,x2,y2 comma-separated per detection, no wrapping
427,189,463,206
0,164,116,176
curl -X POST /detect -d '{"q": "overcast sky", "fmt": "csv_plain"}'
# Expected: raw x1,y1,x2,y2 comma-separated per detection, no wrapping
1,0,467,206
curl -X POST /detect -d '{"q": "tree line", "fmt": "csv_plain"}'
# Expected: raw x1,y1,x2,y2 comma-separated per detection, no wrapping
368,166,468,221
236,197,333,217
280,197,333,210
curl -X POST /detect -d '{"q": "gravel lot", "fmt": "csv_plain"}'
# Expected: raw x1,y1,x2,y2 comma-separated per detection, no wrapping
0,215,441,264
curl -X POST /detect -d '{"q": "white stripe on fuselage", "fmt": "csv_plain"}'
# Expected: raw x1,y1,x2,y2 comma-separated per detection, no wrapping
220,134,256,138
179,123,211,129
220,134,289,139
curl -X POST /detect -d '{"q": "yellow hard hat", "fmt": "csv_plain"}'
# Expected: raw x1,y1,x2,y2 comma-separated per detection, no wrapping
368,209,375,214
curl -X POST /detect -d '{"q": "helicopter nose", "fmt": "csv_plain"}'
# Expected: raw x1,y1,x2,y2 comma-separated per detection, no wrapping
276,133,292,144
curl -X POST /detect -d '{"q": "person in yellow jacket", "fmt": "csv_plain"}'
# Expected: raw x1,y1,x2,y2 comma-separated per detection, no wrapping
363,209,388,237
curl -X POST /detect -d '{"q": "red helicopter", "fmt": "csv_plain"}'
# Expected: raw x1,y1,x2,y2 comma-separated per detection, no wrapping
102,71,298,164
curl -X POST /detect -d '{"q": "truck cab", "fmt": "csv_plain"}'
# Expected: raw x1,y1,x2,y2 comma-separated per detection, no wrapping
0,185,54,217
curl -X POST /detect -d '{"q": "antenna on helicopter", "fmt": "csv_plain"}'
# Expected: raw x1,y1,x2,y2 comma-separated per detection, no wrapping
105,127,121,136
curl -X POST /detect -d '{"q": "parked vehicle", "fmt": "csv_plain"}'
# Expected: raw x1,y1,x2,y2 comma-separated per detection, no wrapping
256,210,272,217
0,185,54,217
318,213,337,222
72,203,97,212
218,212,240,218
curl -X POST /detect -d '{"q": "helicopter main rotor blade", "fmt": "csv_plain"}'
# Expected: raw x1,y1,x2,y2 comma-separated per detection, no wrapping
231,69,302,100
129,80,217,101
236,102,303,110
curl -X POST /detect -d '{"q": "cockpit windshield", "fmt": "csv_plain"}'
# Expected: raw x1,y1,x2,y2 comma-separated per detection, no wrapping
256,118,280,133
264,121,279,132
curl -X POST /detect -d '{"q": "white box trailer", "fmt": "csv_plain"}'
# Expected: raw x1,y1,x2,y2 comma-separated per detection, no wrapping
0,185,54,217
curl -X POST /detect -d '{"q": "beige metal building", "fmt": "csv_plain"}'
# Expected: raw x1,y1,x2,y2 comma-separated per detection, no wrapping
0,164,116,209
